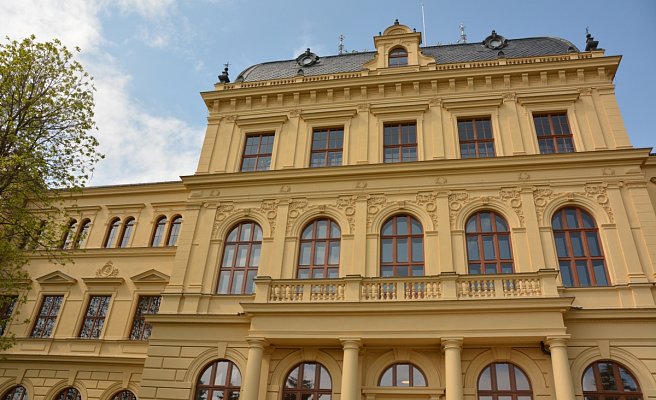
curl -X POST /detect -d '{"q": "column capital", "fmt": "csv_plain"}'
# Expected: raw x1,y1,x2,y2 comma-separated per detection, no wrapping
545,335,570,348
246,337,268,349
441,337,463,350
340,338,362,350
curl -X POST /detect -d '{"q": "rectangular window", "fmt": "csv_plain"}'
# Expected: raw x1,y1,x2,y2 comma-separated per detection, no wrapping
0,296,18,335
241,133,274,172
533,113,575,154
31,295,63,338
310,128,343,167
79,295,111,339
129,295,161,340
384,122,417,163
458,117,496,158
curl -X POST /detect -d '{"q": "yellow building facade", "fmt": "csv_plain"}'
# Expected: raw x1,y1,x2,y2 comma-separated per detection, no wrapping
1,21,655,400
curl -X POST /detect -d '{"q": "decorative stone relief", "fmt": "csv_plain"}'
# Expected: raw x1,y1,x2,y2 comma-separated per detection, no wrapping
225,115,238,122
578,87,593,96
356,181,368,189
585,183,614,222
212,202,237,238
498,188,524,226
259,200,279,234
280,185,291,193
288,109,301,118
651,177,656,185
518,172,530,181
429,98,442,107
96,261,119,278
533,187,556,223
286,198,310,235
336,195,357,232
602,167,615,176
502,92,516,103
448,191,471,228
413,192,438,228
357,103,370,112
435,176,447,185
366,194,388,229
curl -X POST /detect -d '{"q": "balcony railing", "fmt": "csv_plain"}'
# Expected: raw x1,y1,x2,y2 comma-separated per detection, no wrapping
253,269,560,304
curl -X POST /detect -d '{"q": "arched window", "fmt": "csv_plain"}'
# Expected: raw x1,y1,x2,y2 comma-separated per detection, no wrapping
582,361,642,399
111,390,137,400
104,218,121,248
61,219,77,249
389,47,408,67
217,222,262,294
118,217,135,248
166,215,183,246
466,211,513,274
195,360,241,400
379,363,427,387
297,219,340,279
552,207,609,287
2,385,28,400
477,363,532,400
75,219,91,248
380,215,424,277
150,216,167,247
54,387,81,400
283,362,332,400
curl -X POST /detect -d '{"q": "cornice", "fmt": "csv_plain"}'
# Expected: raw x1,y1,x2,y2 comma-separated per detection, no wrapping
183,148,652,190
28,246,178,259
564,308,656,321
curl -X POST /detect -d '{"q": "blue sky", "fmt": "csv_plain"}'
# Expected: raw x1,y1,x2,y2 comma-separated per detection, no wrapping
1,0,655,186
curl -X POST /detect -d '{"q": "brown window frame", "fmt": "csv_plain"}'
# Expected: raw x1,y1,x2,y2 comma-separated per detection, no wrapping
283,362,332,400
129,295,161,340
111,390,137,400
533,112,575,154
55,387,81,400
75,219,92,248
310,127,344,168
388,47,408,67
166,215,183,246
31,295,63,338
379,363,427,387
104,218,121,248
466,211,514,274
552,207,609,287
297,219,341,279
150,216,167,246
477,362,533,400
79,295,111,339
458,117,496,158
0,295,18,336
2,386,28,400
383,122,417,163
582,360,643,399
118,217,135,248
61,219,78,249
380,214,424,277
241,133,274,172
195,360,242,400
217,222,262,295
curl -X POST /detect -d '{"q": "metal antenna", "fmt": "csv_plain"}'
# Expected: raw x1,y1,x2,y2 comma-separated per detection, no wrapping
457,23,467,44
338,34,345,55
223,62,230,69
421,3,427,45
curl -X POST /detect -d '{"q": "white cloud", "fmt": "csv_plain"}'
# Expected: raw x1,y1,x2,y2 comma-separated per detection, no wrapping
0,0,205,186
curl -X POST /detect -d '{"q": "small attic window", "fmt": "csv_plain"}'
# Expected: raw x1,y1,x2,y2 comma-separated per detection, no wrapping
388,47,408,67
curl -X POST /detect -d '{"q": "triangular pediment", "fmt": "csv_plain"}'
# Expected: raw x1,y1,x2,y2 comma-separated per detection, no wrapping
131,269,170,284
36,271,77,285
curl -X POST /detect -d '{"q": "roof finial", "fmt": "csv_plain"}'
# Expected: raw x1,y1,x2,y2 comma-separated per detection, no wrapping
584,28,600,51
338,34,345,55
457,23,468,44
218,63,230,84
394,19,399,25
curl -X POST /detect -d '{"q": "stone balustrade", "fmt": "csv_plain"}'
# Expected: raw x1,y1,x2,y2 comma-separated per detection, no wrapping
253,269,560,304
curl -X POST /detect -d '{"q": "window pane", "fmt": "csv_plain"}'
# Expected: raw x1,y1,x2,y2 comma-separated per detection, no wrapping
467,236,480,260
576,261,591,286
382,220,393,236
598,363,617,391
514,368,530,390
380,369,393,386
593,261,608,286
396,216,408,235
396,238,408,262
396,364,410,386
554,233,568,257
231,271,244,294
319,365,331,389
495,363,511,390
316,220,328,238
586,232,601,256
299,243,311,265
236,245,248,267
223,245,235,267
215,361,228,385
330,222,340,238
570,232,584,257
256,156,271,171
480,213,492,232
483,236,496,260
498,236,511,259
246,270,257,294
314,242,326,265
619,366,639,391
381,239,393,262
560,261,573,286
303,364,316,389
566,209,578,228
328,242,340,264
250,244,261,267
412,238,423,262
218,272,230,294
413,367,426,386
478,366,492,390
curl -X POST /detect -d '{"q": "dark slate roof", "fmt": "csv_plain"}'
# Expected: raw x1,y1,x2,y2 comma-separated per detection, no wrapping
235,37,579,83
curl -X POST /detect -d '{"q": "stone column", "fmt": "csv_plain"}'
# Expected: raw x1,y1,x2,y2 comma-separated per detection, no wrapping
442,338,463,400
546,337,575,400
340,339,362,400
242,338,267,400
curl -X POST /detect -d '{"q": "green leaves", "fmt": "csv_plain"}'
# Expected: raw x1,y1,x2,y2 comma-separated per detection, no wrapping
0,35,102,349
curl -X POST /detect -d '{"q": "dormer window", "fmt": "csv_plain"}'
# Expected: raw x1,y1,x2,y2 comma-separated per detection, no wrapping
388,47,408,67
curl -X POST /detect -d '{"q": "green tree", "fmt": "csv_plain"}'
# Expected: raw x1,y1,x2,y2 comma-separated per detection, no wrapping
0,35,102,349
